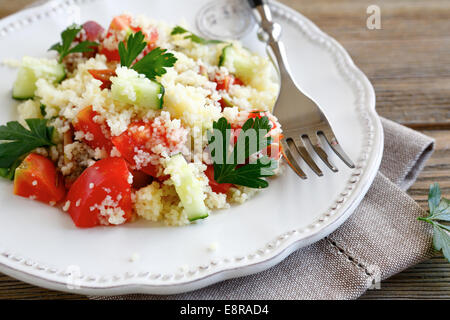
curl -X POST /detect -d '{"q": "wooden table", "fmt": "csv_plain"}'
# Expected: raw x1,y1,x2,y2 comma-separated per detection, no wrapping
0,0,448,300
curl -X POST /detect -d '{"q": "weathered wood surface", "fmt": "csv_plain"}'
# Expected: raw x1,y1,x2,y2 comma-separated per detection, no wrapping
0,0,448,300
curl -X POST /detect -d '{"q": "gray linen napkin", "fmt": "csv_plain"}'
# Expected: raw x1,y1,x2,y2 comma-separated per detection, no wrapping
93,117,435,300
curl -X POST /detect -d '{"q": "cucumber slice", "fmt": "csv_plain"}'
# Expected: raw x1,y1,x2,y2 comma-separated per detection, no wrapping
111,67,164,109
12,57,65,100
219,44,256,85
165,154,209,222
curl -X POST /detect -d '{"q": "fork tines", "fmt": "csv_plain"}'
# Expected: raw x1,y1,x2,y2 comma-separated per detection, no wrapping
281,129,355,179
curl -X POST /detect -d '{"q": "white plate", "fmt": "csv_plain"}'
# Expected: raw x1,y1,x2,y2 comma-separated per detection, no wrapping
0,0,382,295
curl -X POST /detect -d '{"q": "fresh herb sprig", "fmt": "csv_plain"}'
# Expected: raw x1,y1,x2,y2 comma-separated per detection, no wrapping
118,31,147,68
133,47,178,80
418,183,450,262
207,117,277,189
118,31,177,80
171,26,223,45
49,24,99,63
0,119,55,180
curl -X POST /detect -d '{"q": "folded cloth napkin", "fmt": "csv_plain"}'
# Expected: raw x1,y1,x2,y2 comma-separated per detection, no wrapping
93,118,435,300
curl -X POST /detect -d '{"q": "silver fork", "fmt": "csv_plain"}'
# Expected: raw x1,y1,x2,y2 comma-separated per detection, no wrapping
249,0,355,179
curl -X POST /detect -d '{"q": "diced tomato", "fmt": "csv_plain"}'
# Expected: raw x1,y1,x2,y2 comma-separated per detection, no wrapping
129,23,158,47
214,75,244,92
73,106,113,152
232,111,282,160
250,112,281,159
88,69,116,90
248,110,278,130
66,158,132,228
109,14,133,31
233,77,244,86
205,165,232,194
263,140,282,159
146,29,159,51
111,121,161,177
231,127,241,145
248,110,265,119
215,75,232,91
99,46,121,62
14,154,66,205
82,21,105,41
100,15,133,62
101,14,158,62
111,119,186,179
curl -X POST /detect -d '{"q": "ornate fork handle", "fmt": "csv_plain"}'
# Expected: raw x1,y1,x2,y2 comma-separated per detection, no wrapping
249,0,293,84
248,0,355,178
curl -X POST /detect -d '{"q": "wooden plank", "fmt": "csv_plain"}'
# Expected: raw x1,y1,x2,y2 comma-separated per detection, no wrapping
0,0,36,18
0,274,84,299
361,257,450,299
283,0,450,127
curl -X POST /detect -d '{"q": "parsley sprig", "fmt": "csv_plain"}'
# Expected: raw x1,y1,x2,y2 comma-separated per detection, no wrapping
118,31,177,80
207,117,277,189
49,24,99,63
133,47,177,80
118,31,147,68
418,183,450,262
0,119,55,180
171,26,223,45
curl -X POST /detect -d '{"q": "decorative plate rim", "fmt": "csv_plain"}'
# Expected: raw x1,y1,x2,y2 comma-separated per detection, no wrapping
0,0,383,295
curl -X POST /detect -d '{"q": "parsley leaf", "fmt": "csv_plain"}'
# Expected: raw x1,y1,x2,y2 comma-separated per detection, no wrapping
117,31,177,80
207,116,277,189
0,119,55,178
418,183,450,262
49,24,99,63
118,31,147,68
132,47,177,80
433,224,450,261
171,26,223,45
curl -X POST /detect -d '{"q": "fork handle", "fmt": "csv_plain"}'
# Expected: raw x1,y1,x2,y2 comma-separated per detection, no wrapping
248,0,293,81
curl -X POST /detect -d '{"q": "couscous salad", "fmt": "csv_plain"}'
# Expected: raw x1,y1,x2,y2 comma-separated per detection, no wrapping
0,14,282,228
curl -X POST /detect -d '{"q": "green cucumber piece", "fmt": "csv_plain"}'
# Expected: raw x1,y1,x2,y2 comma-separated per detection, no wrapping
165,154,209,222
218,44,256,85
111,68,164,109
12,57,65,100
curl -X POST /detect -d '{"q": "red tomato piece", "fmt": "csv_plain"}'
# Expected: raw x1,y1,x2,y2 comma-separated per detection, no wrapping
234,111,282,160
111,122,161,177
215,75,233,91
14,154,66,205
248,110,278,130
66,158,132,228
88,69,116,90
214,75,244,92
99,46,121,62
233,77,244,86
109,14,132,31
146,29,159,51
248,110,265,119
82,21,105,41
205,165,232,194
263,141,282,160
73,106,113,153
